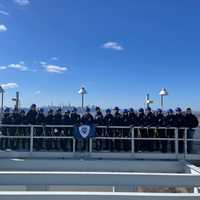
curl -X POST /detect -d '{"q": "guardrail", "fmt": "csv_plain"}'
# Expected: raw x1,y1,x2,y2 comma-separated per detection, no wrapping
0,125,199,160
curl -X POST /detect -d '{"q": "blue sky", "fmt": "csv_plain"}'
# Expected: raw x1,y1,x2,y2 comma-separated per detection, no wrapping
0,0,200,110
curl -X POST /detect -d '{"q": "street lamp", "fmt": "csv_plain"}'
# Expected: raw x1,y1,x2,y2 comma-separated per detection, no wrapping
78,87,87,109
0,86,5,114
159,88,168,110
145,93,154,109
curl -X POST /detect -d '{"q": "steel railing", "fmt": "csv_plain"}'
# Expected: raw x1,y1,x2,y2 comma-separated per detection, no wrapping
0,125,200,159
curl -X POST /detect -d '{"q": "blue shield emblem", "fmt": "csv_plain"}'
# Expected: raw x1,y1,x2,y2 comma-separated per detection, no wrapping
79,125,90,138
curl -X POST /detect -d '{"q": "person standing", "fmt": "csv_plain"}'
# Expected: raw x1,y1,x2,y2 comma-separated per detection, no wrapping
184,108,199,153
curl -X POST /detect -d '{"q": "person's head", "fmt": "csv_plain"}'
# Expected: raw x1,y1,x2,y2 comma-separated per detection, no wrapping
186,108,192,115
57,108,62,114
20,110,25,116
167,109,173,115
175,107,182,114
114,107,120,113
31,104,36,111
123,109,128,116
95,106,101,113
157,108,162,114
4,107,10,113
106,109,111,114
13,108,18,113
138,108,144,114
72,107,77,113
48,109,53,115
145,107,151,115
39,108,44,113
85,107,90,113
129,108,134,113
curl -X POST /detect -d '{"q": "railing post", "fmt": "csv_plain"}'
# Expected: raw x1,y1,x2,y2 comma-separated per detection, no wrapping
89,138,93,153
184,128,188,158
30,125,34,153
131,127,135,154
175,128,178,157
72,138,76,153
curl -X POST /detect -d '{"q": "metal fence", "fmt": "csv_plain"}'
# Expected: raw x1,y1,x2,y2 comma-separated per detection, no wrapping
0,125,200,160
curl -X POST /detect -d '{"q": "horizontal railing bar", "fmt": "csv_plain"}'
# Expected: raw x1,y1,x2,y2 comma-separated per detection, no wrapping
0,171,200,187
0,192,199,200
0,125,199,129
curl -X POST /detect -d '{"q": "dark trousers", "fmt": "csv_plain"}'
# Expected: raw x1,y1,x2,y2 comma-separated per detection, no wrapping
167,129,175,153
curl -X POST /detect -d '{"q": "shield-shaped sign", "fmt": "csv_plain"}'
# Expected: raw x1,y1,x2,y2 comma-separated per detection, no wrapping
78,125,90,138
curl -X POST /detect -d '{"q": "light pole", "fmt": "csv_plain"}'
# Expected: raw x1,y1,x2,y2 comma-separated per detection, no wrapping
78,87,87,109
12,91,20,111
0,86,5,114
145,93,154,109
159,88,168,110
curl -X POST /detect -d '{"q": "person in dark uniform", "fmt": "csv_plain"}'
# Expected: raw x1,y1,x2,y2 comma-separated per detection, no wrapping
26,104,37,125
113,107,122,151
174,107,185,153
122,109,131,151
52,108,63,150
155,109,167,152
19,110,28,150
184,108,199,153
165,109,176,153
71,107,81,151
71,107,81,125
128,108,138,126
144,107,156,152
10,108,22,150
80,107,94,151
81,107,94,125
35,108,46,151
136,108,145,152
94,107,104,151
1,108,12,150
103,109,114,151
45,109,54,150
62,110,72,151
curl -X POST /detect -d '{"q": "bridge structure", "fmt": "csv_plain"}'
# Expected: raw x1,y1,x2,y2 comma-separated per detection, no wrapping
0,125,200,200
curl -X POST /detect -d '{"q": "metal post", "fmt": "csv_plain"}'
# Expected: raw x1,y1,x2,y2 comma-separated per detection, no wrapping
175,128,178,158
82,94,84,109
73,138,76,153
161,95,164,110
89,138,93,153
131,127,135,154
30,126,34,153
184,128,188,158
1,91,3,114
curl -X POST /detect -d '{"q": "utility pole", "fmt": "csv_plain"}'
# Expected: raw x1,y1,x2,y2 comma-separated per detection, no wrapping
78,87,87,109
159,88,168,110
0,86,4,115
12,91,20,111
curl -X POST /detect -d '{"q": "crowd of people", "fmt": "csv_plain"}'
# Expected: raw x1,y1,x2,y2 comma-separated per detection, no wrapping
0,104,199,153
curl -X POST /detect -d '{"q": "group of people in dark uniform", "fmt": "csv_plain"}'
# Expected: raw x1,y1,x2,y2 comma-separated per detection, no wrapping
0,104,199,153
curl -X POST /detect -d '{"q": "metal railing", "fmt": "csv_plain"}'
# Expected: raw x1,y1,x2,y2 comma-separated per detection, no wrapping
0,125,200,159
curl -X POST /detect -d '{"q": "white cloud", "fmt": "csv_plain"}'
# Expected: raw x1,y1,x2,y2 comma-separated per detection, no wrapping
0,66,7,70
0,10,9,16
0,24,7,32
34,90,41,95
51,57,59,61
1,83,18,89
8,63,28,71
40,61,47,65
102,41,123,51
14,0,30,6
45,65,67,74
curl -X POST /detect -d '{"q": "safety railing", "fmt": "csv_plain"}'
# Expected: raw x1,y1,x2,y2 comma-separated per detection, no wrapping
0,125,200,160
